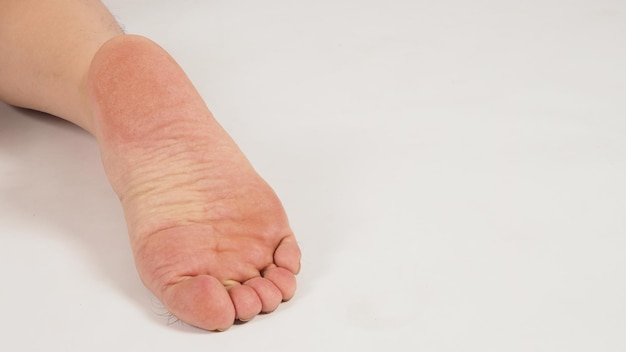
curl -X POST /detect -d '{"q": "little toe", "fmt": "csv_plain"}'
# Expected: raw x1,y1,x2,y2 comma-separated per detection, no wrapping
161,275,235,331
274,236,302,275
244,277,282,313
228,284,262,322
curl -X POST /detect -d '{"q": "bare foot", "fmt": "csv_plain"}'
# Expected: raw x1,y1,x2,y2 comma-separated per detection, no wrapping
87,35,301,331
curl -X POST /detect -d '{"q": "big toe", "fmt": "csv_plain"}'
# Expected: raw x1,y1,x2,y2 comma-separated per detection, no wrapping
161,275,235,331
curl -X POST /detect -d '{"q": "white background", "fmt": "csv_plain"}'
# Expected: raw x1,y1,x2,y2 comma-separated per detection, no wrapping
1,0,625,350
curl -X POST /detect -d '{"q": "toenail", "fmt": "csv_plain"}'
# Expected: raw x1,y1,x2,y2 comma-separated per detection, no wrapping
222,280,240,289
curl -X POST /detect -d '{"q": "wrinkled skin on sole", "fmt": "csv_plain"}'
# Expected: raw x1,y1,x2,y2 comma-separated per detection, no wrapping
87,35,301,331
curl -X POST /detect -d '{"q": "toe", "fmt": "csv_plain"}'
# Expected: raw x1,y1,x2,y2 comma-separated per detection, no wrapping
244,277,282,313
228,284,262,322
263,266,297,301
274,236,302,275
161,275,235,331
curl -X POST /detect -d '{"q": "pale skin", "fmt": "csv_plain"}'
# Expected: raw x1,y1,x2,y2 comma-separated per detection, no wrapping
0,0,301,331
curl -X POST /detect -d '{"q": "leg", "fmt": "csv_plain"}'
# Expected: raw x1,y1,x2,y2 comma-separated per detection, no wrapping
0,1,301,331
0,0,121,131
